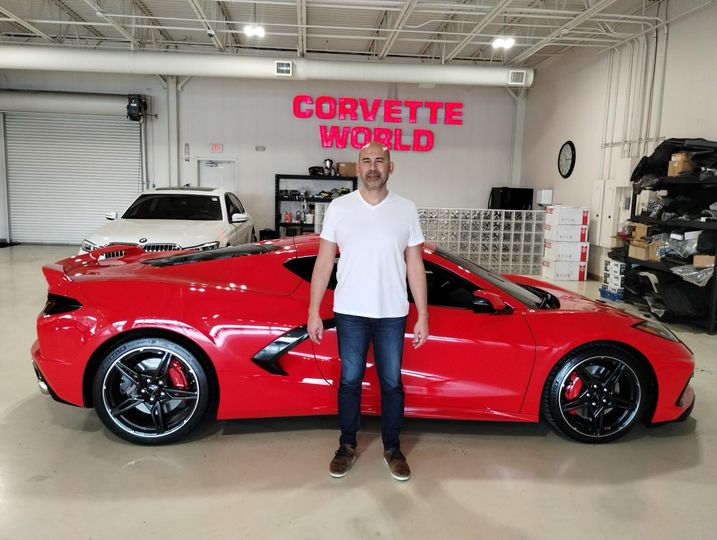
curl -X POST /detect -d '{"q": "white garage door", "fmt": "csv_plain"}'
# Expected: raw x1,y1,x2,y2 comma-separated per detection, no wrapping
5,112,143,244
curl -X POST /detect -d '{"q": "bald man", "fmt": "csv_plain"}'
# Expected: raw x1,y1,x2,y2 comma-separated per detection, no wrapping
308,142,428,481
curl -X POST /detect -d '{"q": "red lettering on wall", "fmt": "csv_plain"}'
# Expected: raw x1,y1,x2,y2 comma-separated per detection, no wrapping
373,127,393,149
359,98,381,122
293,95,313,118
337,97,358,121
350,126,372,149
424,101,443,124
404,100,422,124
383,99,402,123
444,102,463,125
393,128,411,151
319,125,350,148
315,96,337,120
413,129,434,151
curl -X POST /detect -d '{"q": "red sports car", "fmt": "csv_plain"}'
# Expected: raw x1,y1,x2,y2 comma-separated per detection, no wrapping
32,236,695,445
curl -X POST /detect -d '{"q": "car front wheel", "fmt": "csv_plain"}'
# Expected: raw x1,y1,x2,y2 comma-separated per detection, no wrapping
93,337,210,444
542,345,651,443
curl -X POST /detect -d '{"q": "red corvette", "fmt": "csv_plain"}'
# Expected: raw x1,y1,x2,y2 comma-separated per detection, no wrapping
32,235,695,445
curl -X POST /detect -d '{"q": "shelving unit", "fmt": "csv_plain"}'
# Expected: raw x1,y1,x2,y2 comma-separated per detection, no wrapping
628,177,717,334
275,174,357,237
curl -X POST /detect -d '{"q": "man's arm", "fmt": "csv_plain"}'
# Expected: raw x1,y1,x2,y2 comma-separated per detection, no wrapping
307,238,338,344
405,244,429,349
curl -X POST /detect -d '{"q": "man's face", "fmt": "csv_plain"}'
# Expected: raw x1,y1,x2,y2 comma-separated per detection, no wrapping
357,144,393,191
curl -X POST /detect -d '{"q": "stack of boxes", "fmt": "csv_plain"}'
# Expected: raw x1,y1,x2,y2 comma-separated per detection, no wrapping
541,205,590,281
601,259,626,301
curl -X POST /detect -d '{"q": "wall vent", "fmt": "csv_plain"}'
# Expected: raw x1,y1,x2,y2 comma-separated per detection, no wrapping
275,60,293,77
508,70,527,86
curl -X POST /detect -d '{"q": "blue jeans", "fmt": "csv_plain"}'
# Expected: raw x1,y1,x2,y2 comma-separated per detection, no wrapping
334,312,406,451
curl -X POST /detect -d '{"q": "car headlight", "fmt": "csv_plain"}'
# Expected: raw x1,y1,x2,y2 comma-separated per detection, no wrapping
187,241,220,251
81,239,98,252
633,320,680,342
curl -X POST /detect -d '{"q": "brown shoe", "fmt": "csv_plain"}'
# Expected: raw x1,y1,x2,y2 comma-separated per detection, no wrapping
329,444,356,478
384,448,411,481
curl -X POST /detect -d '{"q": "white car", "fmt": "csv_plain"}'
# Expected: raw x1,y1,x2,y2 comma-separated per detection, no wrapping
80,187,255,255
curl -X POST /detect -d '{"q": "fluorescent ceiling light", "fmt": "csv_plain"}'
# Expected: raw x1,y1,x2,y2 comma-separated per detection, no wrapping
244,24,265,38
492,37,515,49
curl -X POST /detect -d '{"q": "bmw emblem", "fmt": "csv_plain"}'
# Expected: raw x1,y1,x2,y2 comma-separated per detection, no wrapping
139,238,147,244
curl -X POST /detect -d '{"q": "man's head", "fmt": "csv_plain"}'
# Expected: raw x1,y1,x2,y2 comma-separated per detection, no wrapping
357,141,393,192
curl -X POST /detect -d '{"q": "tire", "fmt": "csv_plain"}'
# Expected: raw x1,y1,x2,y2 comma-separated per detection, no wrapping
93,337,210,445
542,344,651,443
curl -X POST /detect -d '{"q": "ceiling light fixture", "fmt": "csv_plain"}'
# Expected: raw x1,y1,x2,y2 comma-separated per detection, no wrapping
244,2,265,38
492,37,515,50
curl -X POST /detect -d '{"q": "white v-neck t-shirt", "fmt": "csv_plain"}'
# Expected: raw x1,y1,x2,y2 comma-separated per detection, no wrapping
320,189,425,318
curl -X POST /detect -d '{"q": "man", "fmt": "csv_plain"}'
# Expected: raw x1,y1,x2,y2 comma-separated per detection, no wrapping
307,141,429,481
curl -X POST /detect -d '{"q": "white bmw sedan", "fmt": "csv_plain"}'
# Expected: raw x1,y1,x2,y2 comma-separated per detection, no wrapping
80,187,255,255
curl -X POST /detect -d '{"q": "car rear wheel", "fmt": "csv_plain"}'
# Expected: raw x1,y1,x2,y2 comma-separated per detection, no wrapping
93,337,210,445
542,345,651,443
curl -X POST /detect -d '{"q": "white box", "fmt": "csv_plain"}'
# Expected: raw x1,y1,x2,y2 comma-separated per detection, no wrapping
544,223,589,242
602,273,625,288
543,240,589,262
604,259,626,274
545,205,590,226
541,259,587,281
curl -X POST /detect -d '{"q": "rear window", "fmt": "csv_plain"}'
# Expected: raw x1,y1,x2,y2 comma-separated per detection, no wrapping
144,244,281,267
123,194,222,220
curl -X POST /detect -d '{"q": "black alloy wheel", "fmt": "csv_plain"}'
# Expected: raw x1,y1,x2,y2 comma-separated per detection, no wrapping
542,345,651,443
93,338,210,444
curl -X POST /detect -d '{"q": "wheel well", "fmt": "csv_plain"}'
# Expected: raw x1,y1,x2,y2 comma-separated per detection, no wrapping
82,329,220,410
541,340,658,422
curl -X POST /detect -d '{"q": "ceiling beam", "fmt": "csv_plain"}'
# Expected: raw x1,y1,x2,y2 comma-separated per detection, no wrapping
0,6,57,43
511,0,620,65
378,0,418,60
444,0,512,62
218,1,241,49
187,0,225,52
83,0,141,48
132,0,174,43
50,0,105,39
296,0,306,57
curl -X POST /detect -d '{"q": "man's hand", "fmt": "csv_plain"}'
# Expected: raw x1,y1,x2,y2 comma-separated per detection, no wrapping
412,315,429,349
308,312,324,344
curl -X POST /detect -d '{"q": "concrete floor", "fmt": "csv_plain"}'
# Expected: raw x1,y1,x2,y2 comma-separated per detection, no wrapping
1,244,715,540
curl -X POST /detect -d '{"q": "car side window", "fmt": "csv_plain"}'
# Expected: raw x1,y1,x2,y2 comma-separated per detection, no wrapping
228,193,246,214
283,256,338,290
412,261,478,309
225,194,240,222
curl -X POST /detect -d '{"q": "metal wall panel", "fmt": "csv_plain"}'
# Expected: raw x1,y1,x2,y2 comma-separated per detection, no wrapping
5,113,142,244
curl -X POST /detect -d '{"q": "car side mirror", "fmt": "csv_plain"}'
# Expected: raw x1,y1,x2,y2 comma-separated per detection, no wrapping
231,213,248,223
105,212,118,221
473,290,512,314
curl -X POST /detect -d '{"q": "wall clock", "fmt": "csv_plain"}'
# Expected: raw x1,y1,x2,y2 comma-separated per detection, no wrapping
558,140,576,178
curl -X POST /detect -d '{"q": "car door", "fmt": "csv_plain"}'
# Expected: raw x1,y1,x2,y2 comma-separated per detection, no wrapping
402,260,536,417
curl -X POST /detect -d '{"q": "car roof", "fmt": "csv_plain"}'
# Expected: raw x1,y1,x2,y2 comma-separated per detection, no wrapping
145,186,226,196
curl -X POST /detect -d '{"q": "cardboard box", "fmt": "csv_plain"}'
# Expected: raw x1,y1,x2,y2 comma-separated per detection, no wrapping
631,223,652,241
604,259,626,274
628,240,665,261
544,240,589,262
544,223,589,242
667,152,696,177
610,235,624,248
337,162,357,177
541,259,587,281
694,254,716,268
545,205,590,226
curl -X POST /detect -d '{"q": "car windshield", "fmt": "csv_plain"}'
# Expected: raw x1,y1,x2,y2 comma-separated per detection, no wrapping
123,194,222,220
437,248,543,308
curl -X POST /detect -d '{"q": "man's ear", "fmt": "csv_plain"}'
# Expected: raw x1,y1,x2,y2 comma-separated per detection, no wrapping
389,161,395,174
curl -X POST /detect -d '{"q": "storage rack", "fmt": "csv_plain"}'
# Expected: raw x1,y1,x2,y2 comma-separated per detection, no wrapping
275,174,357,237
419,209,545,275
628,176,717,334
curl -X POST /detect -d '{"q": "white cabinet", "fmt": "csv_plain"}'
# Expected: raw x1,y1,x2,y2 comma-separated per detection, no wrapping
590,179,619,247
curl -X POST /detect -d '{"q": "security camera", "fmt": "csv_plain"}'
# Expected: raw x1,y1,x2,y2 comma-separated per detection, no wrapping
207,29,215,38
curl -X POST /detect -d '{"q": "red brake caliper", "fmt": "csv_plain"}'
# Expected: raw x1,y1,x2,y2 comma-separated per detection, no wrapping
564,372,583,415
168,359,188,389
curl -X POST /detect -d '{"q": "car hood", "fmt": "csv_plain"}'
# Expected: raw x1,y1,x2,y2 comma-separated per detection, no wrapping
86,219,226,248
